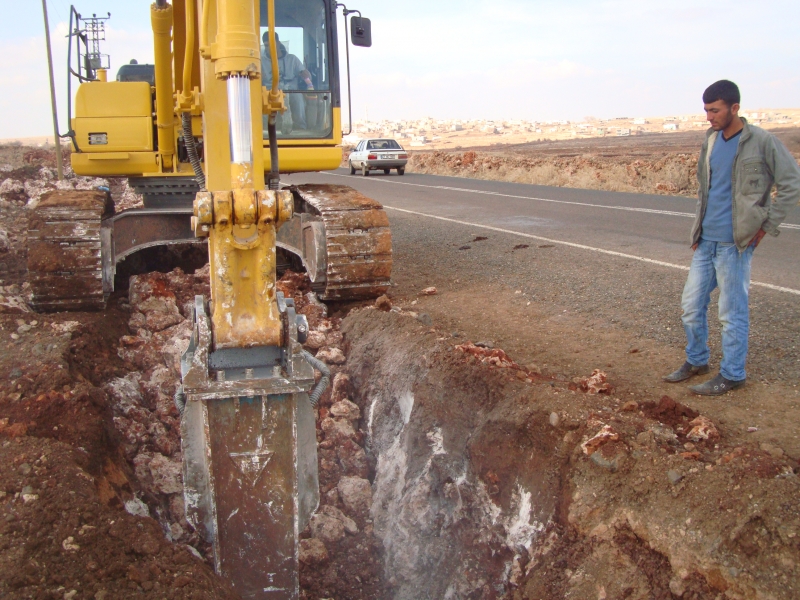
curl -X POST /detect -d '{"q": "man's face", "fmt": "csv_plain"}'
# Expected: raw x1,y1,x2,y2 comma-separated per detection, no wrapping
704,100,739,131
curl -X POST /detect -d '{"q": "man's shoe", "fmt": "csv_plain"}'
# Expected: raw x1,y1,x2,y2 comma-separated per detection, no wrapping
689,373,746,396
662,361,710,383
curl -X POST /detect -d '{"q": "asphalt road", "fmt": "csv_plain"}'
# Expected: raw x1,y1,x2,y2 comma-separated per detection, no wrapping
286,169,800,293
283,168,800,384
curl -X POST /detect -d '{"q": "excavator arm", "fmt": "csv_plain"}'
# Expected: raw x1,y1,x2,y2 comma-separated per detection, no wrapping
176,0,319,597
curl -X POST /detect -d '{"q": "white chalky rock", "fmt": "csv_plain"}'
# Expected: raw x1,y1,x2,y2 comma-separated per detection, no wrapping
304,330,327,350
318,504,358,534
299,538,329,565
321,417,356,443
330,399,361,421
309,512,346,544
316,347,346,365
337,476,372,516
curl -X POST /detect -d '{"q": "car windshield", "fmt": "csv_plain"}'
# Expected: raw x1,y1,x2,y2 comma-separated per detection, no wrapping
367,140,402,150
260,0,332,139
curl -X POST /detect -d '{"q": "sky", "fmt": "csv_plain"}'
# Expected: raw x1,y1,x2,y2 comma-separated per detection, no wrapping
2,0,799,139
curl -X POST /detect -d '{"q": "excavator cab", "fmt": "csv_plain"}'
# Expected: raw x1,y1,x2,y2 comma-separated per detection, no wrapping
258,1,332,138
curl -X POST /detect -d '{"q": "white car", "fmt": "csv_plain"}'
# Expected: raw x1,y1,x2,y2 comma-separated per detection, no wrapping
348,139,408,176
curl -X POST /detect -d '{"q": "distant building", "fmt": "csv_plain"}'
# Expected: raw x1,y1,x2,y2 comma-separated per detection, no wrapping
633,118,648,125
663,123,679,131
617,128,631,136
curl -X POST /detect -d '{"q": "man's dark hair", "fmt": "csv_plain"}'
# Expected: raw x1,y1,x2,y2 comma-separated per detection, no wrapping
703,80,740,106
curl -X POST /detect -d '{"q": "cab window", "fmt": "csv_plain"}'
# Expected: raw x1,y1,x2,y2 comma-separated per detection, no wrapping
260,0,332,139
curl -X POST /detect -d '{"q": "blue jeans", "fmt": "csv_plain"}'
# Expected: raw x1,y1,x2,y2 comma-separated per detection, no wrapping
681,239,754,381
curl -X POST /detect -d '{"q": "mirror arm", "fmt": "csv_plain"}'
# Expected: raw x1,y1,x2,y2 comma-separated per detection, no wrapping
336,3,354,136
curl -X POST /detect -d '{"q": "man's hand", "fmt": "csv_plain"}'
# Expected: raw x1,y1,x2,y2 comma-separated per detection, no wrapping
691,243,698,251
749,229,767,248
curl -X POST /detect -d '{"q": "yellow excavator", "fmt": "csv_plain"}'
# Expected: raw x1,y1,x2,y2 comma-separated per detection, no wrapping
28,1,390,597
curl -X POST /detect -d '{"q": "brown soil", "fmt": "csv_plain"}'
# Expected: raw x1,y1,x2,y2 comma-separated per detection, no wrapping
341,300,800,599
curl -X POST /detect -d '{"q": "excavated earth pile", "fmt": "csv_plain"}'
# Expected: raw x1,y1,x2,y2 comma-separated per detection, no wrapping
2,145,800,599
405,150,701,196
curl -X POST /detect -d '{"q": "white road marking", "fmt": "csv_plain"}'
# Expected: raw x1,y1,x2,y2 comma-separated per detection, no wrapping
383,205,800,297
326,171,800,230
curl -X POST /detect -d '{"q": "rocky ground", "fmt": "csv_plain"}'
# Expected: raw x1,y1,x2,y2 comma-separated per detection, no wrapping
1,144,799,599
343,127,800,197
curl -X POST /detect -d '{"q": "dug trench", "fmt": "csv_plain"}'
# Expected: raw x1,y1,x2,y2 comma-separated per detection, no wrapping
1,146,800,598
3,270,800,600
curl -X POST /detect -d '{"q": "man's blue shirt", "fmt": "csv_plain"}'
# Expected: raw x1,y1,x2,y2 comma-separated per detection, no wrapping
701,129,741,243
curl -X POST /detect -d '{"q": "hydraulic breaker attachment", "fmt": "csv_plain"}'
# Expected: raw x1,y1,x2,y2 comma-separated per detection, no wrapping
179,294,319,599
175,0,332,595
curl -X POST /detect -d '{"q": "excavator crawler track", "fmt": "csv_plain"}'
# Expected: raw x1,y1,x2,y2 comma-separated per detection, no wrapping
27,190,110,312
292,184,392,301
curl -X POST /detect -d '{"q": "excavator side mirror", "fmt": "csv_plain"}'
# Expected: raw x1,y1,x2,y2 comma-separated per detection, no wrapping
350,16,372,47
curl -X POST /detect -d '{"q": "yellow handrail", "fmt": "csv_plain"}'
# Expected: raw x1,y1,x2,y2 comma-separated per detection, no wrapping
182,0,196,100
199,0,212,52
266,0,279,96
151,1,175,169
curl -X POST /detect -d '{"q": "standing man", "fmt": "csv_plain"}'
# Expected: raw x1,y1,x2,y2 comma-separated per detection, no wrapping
663,80,800,395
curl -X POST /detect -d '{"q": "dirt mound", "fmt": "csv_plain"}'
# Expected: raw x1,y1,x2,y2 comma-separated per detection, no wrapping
0,303,239,597
406,149,700,196
0,436,237,598
343,127,800,199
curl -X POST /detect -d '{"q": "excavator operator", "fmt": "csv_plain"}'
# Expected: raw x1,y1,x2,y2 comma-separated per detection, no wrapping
261,32,313,131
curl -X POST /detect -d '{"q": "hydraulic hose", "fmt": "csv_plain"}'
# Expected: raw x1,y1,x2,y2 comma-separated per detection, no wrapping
302,350,330,407
265,0,281,189
174,386,187,417
199,0,213,51
182,112,206,189
266,0,280,94
267,116,280,190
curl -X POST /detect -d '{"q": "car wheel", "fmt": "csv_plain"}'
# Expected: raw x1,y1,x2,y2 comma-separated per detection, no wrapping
361,164,369,176
349,161,356,175
384,168,390,175
397,167,405,175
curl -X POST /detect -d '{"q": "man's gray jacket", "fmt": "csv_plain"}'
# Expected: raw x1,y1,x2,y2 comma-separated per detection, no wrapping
692,118,800,251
